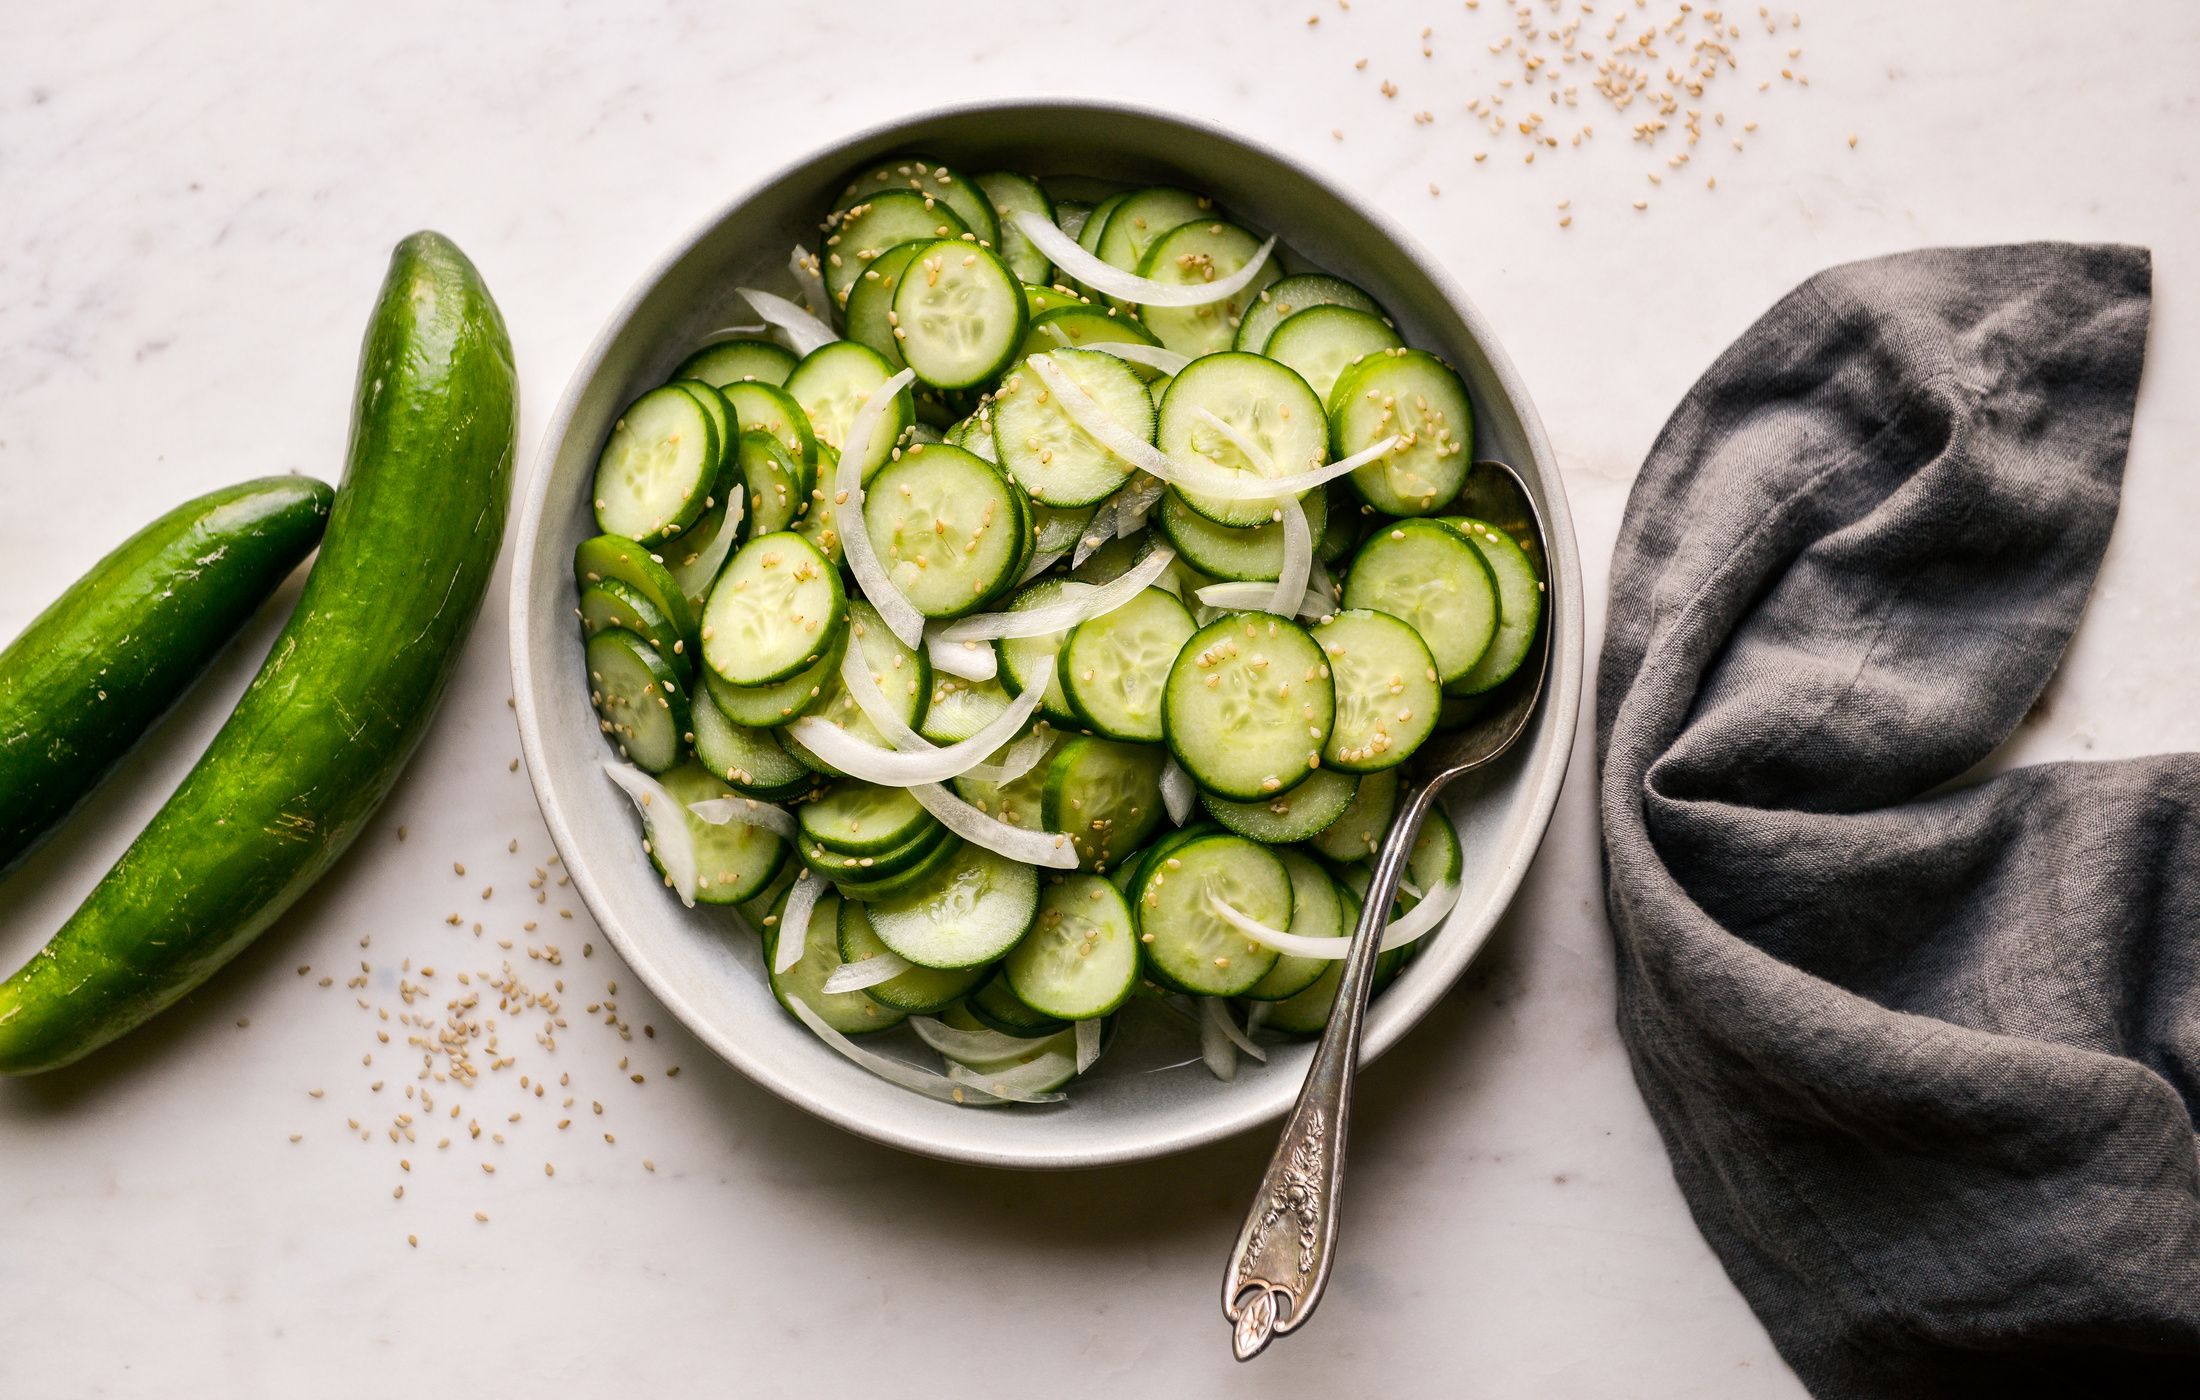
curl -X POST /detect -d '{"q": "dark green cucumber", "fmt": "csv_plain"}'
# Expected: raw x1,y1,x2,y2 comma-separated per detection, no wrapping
0,232,517,1075
0,476,333,872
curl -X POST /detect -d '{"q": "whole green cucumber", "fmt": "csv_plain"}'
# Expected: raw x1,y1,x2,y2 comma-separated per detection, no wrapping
0,232,517,1074
0,476,334,872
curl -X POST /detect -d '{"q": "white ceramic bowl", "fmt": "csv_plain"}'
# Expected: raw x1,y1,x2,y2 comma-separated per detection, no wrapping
510,100,1581,1169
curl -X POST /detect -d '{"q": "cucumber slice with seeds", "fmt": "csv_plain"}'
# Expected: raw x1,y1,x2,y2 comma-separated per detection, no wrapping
1439,516,1545,695
1156,483,1329,583
1341,519,1498,687
691,689,816,799
702,531,845,686
586,627,689,773
799,779,933,857
1017,304,1162,363
573,534,700,649
1005,874,1138,1019
994,579,1080,725
863,443,1026,617
1330,348,1474,516
1135,220,1282,358
1162,612,1333,802
765,887,904,1035
721,379,820,478
1264,304,1403,405
1094,186,1211,286
837,900,987,1013
973,170,1057,284
676,337,797,389
1241,849,1345,1001
868,844,1040,970
1133,832,1286,997
966,970,1069,1037
1312,608,1441,772
701,629,845,729
827,826,964,900
892,241,1028,391
732,429,807,538
1040,736,1168,874
1058,585,1197,743
823,189,974,308
991,346,1150,507
1157,353,1328,527
1235,272,1385,355
657,761,789,905
921,672,1012,745
1202,766,1359,844
578,578,689,679
829,157,998,253
784,340,914,484
1307,768,1399,863
844,242,925,369
951,728,1060,830
592,385,719,544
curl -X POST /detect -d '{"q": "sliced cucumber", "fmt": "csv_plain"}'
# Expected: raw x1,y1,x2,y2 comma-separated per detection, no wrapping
974,170,1056,284
1312,608,1441,772
657,761,789,905
1408,804,1464,891
1307,767,1399,863
965,970,1069,1037
823,188,974,308
891,241,1028,391
799,779,934,856
765,886,904,1035
578,578,689,678
1329,348,1473,516
792,444,847,566
586,627,690,773
802,818,951,884
732,429,806,537
1094,186,1210,284
784,340,913,483
951,728,1060,830
675,337,797,389
720,380,820,477
572,534,701,650
827,825,963,901
1317,481,1365,564
1023,282,1089,315
1162,612,1333,801
691,689,817,799
829,157,998,252
1156,483,1329,583
837,899,989,1013
1017,304,1162,364
659,500,740,614
862,443,1026,617
592,385,719,544
1041,736,1168,874
1032,502,1099,559
1202,766,1358,843
1135,220,1281,358
1157,352,1328,527
1234,272,1385,355
1440,516,1545,695
1341,519,1498,686
867,844,1040,970
1264,304,1403,405
1133,832,1286,997
1005,874,1138,1019
701,628,845,729
991,346,1150,508
994,578,1080,725
1242,849,1345,1000
702,530,845,686
921,672,1012,744
844,242,925,369
1058,585,1197,742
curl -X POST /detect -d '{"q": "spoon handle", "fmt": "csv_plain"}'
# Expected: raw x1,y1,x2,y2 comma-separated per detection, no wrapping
1222,779,1443,1361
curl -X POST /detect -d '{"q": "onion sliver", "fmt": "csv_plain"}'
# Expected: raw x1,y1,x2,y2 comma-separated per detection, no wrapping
1160,757,1197,825
1088,341,1192,376
960,728,1053,787
773,873,825,974
926,632,998,681
787,245,830,319
1074,500,1117,566
790,684,1044,786
1210,879,1461,959
686,794,798,842
835,369,926,647
1204,997,1268,1064
676,483,743,597
945,1058,1069,1104
1378,878,1460,950
911,781,1079,869
786,997,1001,1105
1028,354,1402,503
1245,1001,1272,1037
1195,407,1276,473
1193,501,1312,617
832,643,1044,785
909,1017,1035,1063
739,287,837,356
935,544,1175,643
1012,210,1276,308
1198,999,1239,1082
1115,477,1164,536
823,951,910,995
1017,544,1069,584
602,763,697,908
1075,1018,1102,1073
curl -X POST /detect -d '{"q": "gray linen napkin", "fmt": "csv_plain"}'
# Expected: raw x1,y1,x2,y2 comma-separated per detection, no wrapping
1595,242,2200,1395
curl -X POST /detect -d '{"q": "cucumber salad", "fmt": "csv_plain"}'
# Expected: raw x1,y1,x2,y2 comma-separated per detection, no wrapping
575,155,1544,1106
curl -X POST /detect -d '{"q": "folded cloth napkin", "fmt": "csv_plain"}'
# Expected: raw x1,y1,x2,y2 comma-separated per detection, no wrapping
1595,242,2200,1396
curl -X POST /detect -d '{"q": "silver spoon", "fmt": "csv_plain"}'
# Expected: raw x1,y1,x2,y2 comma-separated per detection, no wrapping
1222,459,1555,1361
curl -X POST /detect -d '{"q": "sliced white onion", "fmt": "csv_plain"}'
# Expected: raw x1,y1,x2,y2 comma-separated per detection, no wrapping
1030,354,1401,503
835,369,926,647
1377,878,1460,950
791,685,1044,786
965,427,999,463
685,794,798,842
1196,407,1276,472
1193,499,1311,619
786,997,1002,1105
1012,210,1276,308
936,544,1175,643
926,632,999,681
1399,876,1425,901
698,322,767,340
1114,476,1165,537
739,287,837,356
1073,500,1117,566
1160,757,1197,825
602,763,696,908
945,1057,1070,1104
822,951,910,995
912,781,1079,869
909,1017,1035,1062
961,728,1054,787
1204,997,1268,1064
1209,879,1461,959
1075,1018,1102,1074
831,643,1045,786
788,244,830,319
773,873,824,974
1088,341,1192,376
1299,557,1340,620
1245,1001,1272,1037
1198,999,1239,1082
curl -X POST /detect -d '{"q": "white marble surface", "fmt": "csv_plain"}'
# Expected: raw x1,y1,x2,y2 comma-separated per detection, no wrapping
4,2,2197,1395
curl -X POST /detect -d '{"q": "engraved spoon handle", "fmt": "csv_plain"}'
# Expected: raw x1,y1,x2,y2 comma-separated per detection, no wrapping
1221,779,1446,1361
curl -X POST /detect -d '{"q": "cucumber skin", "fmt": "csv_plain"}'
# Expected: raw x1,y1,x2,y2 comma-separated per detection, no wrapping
0,232,517,1074
0,476,334,873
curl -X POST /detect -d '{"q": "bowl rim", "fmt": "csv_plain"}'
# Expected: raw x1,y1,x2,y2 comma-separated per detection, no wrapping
509,96,1582,1169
